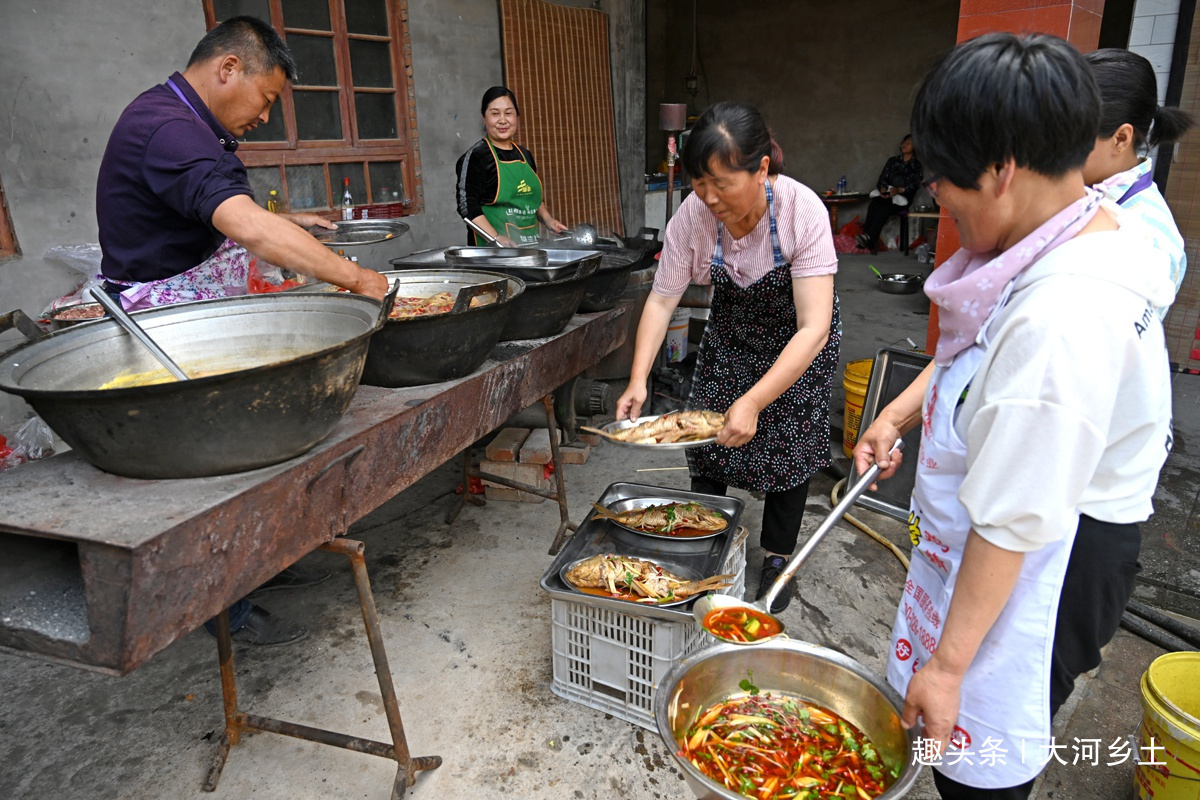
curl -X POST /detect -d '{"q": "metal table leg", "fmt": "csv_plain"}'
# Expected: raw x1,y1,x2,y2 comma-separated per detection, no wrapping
444,393,578,555
202,537,441,798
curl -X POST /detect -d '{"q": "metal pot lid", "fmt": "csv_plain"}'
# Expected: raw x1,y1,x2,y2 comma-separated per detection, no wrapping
310,219,411,246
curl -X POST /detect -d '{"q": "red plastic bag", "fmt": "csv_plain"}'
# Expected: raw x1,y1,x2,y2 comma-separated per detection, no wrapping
838,215,864,238
247,258,307,293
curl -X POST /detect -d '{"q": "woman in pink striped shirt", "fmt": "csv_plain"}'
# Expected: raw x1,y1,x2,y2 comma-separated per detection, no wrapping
616,102,840,613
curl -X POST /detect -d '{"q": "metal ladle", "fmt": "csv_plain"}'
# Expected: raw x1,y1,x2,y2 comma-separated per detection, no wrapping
555,222,598,247
692,439,904,645
88,287,189,381
461,215,502,246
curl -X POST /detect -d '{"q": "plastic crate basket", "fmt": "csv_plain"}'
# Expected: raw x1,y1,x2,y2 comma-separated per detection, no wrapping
549,531,747,730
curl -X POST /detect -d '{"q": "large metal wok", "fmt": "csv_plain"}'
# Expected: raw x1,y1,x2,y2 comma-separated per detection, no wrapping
580,249,642,312
286,269,525,386
0,293,386,479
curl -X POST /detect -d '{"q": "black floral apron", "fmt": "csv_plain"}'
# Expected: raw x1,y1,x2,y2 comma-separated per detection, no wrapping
687,180,841,493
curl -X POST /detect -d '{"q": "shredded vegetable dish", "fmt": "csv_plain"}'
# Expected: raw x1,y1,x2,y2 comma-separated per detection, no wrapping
703,607,783,643
680,691,897,799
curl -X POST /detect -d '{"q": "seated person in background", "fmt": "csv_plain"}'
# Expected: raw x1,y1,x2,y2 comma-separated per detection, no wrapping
856,134,923,253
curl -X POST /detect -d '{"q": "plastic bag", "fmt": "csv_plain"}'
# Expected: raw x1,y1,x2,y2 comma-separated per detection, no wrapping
43,244,106,316
0,416,55,472
837,215,864,238
247,258,308,293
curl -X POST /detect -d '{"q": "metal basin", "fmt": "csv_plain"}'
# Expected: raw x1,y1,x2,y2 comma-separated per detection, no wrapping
878,274,924,295
0,293,385,479
656,640,921,799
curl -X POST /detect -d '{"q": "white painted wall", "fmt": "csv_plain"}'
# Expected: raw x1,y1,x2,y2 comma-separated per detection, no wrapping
1129,0,1182,103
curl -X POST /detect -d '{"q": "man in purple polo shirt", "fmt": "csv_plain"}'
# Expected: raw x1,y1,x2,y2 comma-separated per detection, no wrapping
97,15,387,309
96,17,385,646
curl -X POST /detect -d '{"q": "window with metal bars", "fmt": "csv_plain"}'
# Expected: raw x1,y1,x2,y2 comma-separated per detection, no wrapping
203,0,422,216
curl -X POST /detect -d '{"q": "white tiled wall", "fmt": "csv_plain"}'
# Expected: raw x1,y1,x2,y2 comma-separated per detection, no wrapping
1128,0,1182,103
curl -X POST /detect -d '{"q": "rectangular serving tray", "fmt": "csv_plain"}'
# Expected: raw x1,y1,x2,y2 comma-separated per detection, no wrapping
539,482,745,622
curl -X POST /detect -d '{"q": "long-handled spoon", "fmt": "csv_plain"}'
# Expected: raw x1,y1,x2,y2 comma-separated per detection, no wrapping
89,287,189,381
692,439,904,644
869,264,883,278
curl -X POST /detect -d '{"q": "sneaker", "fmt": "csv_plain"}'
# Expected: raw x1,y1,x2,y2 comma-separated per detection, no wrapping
249,564,332,597
231,605,309,647
756,555,793,614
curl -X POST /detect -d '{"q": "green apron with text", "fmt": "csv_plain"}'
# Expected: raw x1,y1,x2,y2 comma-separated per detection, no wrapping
479,139,542,245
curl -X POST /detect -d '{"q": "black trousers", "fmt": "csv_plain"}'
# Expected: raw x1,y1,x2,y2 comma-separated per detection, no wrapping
862,196,899,246
689,474,811,555
932,514,1142,799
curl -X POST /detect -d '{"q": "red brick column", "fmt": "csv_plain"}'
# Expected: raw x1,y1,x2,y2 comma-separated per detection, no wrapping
925,0,1106,353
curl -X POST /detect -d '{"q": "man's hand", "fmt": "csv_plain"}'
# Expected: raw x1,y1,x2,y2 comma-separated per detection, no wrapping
716,395,760,447
283,212,336,230
347,266,389,300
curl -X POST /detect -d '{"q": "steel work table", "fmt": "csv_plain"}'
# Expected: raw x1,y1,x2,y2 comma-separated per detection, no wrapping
0,306,628,676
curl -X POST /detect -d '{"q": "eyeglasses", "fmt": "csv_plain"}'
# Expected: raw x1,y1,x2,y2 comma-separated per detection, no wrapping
922,176,940,200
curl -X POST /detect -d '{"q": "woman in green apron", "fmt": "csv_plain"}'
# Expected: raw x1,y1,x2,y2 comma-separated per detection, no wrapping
455,87,567,246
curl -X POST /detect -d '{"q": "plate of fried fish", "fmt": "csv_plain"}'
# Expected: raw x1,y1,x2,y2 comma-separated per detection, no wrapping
585,410,725,450
590,499,729,540
560,553,734,607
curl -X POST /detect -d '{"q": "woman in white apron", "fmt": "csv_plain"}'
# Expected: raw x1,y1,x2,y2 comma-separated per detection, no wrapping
854,33,1174,799
1082,48,1195,316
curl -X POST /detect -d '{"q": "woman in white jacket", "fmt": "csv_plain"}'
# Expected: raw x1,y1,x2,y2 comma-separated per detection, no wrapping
854,33,1174,800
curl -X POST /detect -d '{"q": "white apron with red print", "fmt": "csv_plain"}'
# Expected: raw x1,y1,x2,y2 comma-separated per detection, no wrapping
112,238,252,310
886,298,1076,788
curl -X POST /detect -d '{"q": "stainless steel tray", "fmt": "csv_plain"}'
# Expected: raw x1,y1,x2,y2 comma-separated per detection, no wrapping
540,482,745,622
600,496,729,541
310,219,410,245
558,554,701,608
390,247,602,282
600,414,719,450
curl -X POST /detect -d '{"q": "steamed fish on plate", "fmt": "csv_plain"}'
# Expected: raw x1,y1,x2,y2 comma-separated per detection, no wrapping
611,410,725,444
564,553,733,604
591,501,727,535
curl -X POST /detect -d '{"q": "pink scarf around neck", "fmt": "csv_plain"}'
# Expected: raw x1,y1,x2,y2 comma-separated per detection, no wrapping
924,189,1104,365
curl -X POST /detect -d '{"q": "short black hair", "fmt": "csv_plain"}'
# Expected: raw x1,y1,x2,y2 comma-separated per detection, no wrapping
681,102,785,178
911,32,1099,189
481,86,520,117
188,16,298,82
1086,48,1194,149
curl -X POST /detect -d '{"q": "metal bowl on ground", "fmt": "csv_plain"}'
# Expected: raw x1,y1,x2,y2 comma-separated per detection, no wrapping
877,273,924,295
364,269,524,387
0,293,385,479
579,249,642,312
656,640,922,800
497,255,600,340
309,219,411,271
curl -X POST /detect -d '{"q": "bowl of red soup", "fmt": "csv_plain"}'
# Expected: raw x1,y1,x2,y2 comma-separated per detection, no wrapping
655,640,921,799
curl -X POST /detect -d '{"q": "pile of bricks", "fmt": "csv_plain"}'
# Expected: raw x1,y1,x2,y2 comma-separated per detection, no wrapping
481,427,600,503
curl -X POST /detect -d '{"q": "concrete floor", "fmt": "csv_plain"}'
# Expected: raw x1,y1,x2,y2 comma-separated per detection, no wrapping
0,249,1194,800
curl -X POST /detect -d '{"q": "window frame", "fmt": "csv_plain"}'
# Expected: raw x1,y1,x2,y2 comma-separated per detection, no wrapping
201,0,423,216
0,176,19,261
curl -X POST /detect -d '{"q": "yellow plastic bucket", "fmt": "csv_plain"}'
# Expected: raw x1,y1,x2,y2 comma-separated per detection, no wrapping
1135,651,1200,799
841,358,873,458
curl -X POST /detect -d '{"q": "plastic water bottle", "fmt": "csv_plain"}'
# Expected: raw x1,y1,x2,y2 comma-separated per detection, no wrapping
838,175,847,194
